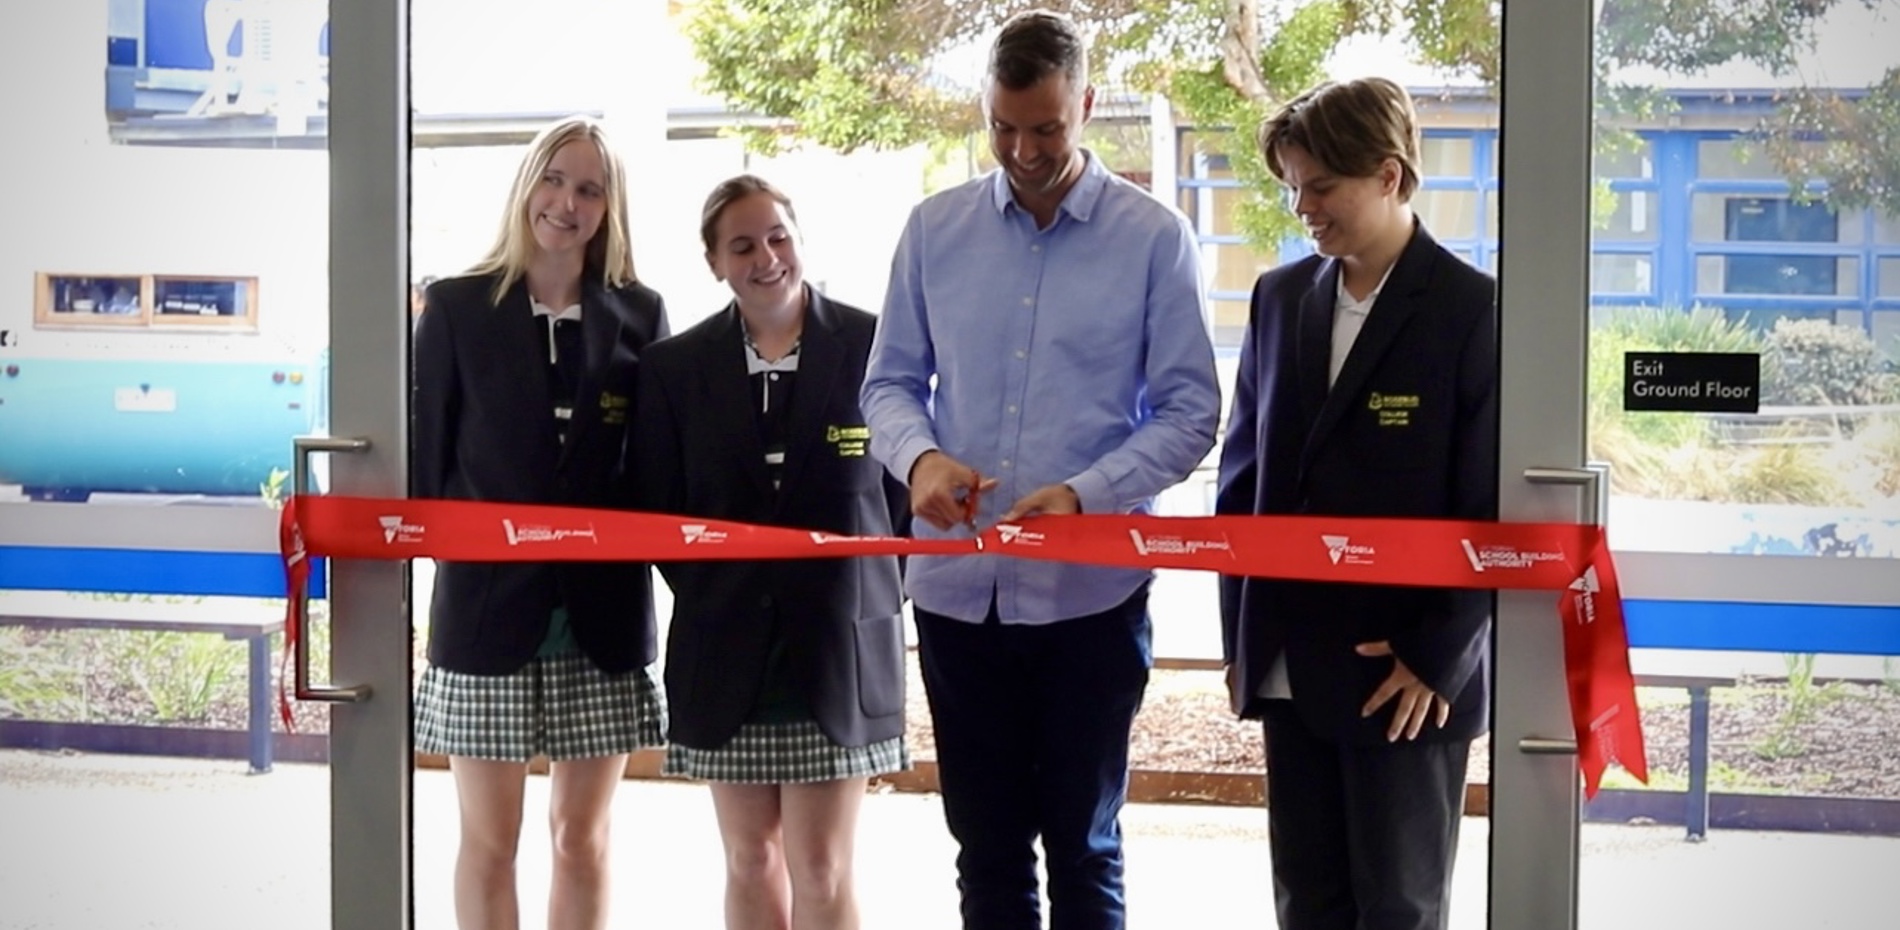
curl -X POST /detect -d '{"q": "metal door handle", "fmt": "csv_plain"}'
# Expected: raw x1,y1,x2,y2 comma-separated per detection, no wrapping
1523,462,1609,527
1519,463,1610,758
291,435,374,704
1518,737,1579,755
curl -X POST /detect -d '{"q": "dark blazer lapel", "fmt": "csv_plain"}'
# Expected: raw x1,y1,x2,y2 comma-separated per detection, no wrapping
1295,260,1338,424
1300,227,1438,471
704,305,777,502
774,289,845,510
491,279,562,462
559,281,628,468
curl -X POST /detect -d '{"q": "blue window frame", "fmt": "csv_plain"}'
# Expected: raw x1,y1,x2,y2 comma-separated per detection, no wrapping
1176,118,1900,356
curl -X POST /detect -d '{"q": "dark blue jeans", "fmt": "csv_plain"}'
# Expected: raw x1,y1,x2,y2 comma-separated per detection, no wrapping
915,586,1152,930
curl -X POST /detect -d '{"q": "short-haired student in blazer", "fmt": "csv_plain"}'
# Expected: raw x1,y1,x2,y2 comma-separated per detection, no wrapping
1217,78,1500,930
412,116,670,930
633,174,910,930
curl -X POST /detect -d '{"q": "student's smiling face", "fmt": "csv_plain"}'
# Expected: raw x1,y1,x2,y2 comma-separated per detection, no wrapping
526,139,608,261
1274,143,1405,260
706,191,804,316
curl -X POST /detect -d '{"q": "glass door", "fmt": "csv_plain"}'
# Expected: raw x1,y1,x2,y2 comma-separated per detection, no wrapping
0,1,410,927
1491,0,1900,927
1574,0,1900,926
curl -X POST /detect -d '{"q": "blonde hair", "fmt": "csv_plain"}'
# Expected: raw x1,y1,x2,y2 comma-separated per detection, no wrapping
468,116,638,304
1258,77,1422,201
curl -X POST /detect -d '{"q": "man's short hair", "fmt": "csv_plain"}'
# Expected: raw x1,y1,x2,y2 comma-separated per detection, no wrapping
1258,77,1422,200
988,9,1088,91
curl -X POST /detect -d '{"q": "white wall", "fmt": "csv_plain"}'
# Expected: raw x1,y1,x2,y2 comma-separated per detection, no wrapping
0,1,330,362
1,0,933,360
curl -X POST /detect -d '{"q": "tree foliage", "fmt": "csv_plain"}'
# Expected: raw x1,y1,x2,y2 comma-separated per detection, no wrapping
685,0,1900,245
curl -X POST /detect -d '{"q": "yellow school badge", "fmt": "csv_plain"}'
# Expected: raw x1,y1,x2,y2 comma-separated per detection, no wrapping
826,424,870,456
599,391,630,425
1367,392,1419,427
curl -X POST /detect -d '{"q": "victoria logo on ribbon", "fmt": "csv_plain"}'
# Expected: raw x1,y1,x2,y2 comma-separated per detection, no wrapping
1461,539,1568,572
680,524,728,545
377,515,426,544
1569,566,1600,624
1128,529,1235,558
995,524,1046,547
1321,534,1376,565
501,520,599,546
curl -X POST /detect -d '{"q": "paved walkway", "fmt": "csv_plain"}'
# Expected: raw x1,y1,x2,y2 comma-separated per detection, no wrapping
3,750,1897,928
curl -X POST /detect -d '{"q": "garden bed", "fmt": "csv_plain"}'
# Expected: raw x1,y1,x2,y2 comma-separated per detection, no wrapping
7,627,1898,800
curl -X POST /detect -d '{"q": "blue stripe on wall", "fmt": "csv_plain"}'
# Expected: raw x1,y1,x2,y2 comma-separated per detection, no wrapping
1625,599,1900,655
0,547,324,599
2,550,1890,653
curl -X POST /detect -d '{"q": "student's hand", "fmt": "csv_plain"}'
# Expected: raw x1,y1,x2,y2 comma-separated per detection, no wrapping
999,483,1080,523
909,451,999,532
1224,663,1246,717
1356,640,1450,741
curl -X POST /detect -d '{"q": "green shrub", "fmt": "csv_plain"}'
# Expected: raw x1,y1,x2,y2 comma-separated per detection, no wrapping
106,629,247,722
1761,319,1900,407
0,630,85,719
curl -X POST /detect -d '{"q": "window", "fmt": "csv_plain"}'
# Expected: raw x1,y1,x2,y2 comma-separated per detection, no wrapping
1419,135,1475,178
34,272,259,331
1595,144,1654,179
1414,189,1481,238
1592,253,1653,294
1878,211,1900,244
1597,190,1658,241
1696,255,1857,297
1697,138,1795,180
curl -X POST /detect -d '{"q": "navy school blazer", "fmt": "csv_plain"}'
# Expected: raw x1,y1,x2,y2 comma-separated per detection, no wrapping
413,271,669,675
632,290,910,751
1216,222,1500,745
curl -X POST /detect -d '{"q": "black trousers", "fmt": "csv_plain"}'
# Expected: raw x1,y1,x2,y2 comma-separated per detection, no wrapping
914,587,1151,930
1263,699,1472,930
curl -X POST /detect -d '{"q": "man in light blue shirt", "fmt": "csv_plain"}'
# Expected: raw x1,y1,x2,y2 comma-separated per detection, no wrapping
861,11,1219,927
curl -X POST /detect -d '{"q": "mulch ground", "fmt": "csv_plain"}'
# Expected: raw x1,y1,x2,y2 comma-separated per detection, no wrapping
902,661,1900,799
16,631,1900,800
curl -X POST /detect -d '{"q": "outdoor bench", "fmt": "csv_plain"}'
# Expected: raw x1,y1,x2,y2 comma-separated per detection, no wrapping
0,598,283,773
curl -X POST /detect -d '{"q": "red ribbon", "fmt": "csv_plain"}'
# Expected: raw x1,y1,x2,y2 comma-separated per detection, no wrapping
278,495,1647,796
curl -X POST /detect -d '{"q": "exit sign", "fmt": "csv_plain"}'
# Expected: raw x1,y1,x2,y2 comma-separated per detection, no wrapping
1623,352,1760,413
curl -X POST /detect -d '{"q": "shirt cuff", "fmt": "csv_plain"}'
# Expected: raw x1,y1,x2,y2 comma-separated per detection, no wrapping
890,436,941,488
1065,467,1115,515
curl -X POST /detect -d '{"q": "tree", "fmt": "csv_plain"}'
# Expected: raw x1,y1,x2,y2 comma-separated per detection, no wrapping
683,0,1900,245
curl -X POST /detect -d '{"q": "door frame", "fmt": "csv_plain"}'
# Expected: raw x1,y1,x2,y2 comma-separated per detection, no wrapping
1490,0,1595,926
326,0,413,926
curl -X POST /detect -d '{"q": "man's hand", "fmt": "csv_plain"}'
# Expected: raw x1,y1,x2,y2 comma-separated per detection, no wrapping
1356,640,1450,741
999,483,1080,523
908,451,998,531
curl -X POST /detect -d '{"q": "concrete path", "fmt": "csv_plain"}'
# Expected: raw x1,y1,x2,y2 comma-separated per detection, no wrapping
3,750,1896,928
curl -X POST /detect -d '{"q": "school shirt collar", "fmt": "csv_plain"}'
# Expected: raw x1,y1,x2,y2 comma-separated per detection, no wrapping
529,296,582,323
988,149,1109,224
